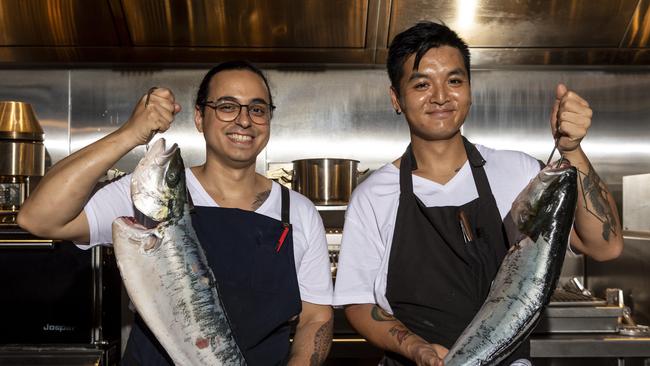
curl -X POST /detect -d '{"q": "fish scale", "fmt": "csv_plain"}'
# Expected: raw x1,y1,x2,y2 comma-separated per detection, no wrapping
444,164,577,366
112,138,246,365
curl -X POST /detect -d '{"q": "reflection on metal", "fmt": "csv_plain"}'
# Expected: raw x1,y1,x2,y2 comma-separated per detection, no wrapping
622,0,650,47
0,0,649,65
455,0,478,30
389,0,639,47
0,101,44,141
589,235,650,326
622,174,650,232
0,0,118,46
122,0,369,48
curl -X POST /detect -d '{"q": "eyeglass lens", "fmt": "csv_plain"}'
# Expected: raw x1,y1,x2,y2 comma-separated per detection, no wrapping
215,101,271,124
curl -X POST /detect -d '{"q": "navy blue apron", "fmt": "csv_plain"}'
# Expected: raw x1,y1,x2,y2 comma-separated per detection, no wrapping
383,137,529,365
122,185,302,365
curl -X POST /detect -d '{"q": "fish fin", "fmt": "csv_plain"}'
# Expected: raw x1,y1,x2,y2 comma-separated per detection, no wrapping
140,234,162,254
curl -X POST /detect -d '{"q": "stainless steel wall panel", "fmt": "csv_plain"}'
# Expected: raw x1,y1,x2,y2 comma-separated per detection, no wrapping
69,69,208,174
264,69,410,172
0,70,69,169
466,69,650,208
623,174,650,232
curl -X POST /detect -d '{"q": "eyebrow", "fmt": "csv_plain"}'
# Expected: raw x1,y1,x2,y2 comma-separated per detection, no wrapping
407,67,467,82
214,96,270,104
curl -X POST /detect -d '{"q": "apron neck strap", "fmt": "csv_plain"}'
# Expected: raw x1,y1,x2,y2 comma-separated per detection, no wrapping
399,136,491,199
280,185,291,225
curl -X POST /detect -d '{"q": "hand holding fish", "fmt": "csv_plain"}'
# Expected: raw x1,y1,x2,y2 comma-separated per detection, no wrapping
409,341,448,366
121,87,182,147
550,83,592,153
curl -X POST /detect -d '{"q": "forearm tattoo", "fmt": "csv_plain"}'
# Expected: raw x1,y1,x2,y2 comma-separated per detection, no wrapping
578,164,617,241
251,189,271,210
309,317,333,366
371,305,397,321
388,325,414,345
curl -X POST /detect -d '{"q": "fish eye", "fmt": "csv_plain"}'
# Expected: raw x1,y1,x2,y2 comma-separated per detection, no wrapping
166,169,180,187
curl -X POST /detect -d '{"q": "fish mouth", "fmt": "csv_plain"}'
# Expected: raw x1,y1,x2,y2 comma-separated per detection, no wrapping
147,138,179,166
133,206,162,229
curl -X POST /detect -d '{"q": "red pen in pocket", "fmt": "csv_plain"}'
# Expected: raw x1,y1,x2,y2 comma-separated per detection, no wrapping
275,223,290,252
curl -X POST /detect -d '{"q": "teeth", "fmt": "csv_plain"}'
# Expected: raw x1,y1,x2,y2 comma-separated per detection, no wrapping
228,134,252,142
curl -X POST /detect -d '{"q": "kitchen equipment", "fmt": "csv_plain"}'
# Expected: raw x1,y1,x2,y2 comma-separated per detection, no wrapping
0,101,45,224
0,226,121,345
534,288,622,334
285,158,367,206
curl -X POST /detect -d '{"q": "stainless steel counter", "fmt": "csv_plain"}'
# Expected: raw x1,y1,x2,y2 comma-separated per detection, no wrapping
531,334,650,358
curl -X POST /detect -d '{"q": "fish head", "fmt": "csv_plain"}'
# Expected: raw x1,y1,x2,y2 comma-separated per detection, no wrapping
511,161,578,241
130,138,187,225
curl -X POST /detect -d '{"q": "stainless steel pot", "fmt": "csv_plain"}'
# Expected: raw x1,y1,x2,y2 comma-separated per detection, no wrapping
288,158,366,206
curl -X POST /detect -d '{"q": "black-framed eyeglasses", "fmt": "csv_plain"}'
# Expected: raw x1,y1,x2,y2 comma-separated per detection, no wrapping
200,100,275,125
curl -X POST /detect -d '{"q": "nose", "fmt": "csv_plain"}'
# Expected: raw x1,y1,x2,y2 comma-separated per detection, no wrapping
430,84,449,105
235,105,252,128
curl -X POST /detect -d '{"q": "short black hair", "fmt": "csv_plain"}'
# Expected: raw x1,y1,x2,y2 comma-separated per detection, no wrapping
387,21,471,97
195,60,273,115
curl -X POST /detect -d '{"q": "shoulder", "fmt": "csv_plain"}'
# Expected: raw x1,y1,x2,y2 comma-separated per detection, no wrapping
350,163,400,202
476,144,540,179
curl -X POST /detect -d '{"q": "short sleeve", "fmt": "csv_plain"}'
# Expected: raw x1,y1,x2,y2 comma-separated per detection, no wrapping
292,195,333,305
81,174,133,248
333,189,385,306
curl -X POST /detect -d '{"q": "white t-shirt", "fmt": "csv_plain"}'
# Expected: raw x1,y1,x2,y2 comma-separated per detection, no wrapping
82,168,333,305
332,144,541,311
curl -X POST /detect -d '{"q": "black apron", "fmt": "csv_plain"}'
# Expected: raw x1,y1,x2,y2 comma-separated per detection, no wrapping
383,137,529,365
121,185,302,366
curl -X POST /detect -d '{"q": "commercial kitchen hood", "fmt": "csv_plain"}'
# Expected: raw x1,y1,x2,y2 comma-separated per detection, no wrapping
0,0,649,67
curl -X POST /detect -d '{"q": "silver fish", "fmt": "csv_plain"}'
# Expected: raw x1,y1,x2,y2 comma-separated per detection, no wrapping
112,138,246,365
444,163,577,366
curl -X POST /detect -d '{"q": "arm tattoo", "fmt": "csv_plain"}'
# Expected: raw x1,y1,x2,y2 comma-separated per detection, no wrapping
309,317,333,366
388,325,414,345
251,189,271,210
578,164,617,241
371,305,397,321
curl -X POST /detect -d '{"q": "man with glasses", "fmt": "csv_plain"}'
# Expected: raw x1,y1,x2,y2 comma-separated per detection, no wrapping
18,61,334,365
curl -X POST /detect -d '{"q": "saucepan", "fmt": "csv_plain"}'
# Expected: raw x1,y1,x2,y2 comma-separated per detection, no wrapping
281,158,368,206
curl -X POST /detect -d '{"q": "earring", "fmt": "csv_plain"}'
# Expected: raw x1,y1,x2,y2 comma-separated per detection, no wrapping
395,109,401,115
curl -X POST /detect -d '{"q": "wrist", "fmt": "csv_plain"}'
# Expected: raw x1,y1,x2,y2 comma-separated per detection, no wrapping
559,145,585,164
404,336,429,360
106,127,142,153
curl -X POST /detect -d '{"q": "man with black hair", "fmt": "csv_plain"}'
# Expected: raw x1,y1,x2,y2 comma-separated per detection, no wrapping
333,22,622,366
19,61,334,365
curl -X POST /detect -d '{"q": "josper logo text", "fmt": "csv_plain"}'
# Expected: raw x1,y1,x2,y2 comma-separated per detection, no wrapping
42,324,75,332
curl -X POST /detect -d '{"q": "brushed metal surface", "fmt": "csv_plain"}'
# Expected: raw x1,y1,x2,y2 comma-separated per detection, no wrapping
0,0,118,46
588,235,650,325
291,158,361,206
0,101,44,141
0,70,69,170
69,69,208,173
0,142,44,176
465,69,650,210
621,0,650,47
622,174,650,232
265,68,410,172
122,0,368,48
389,0,639,47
